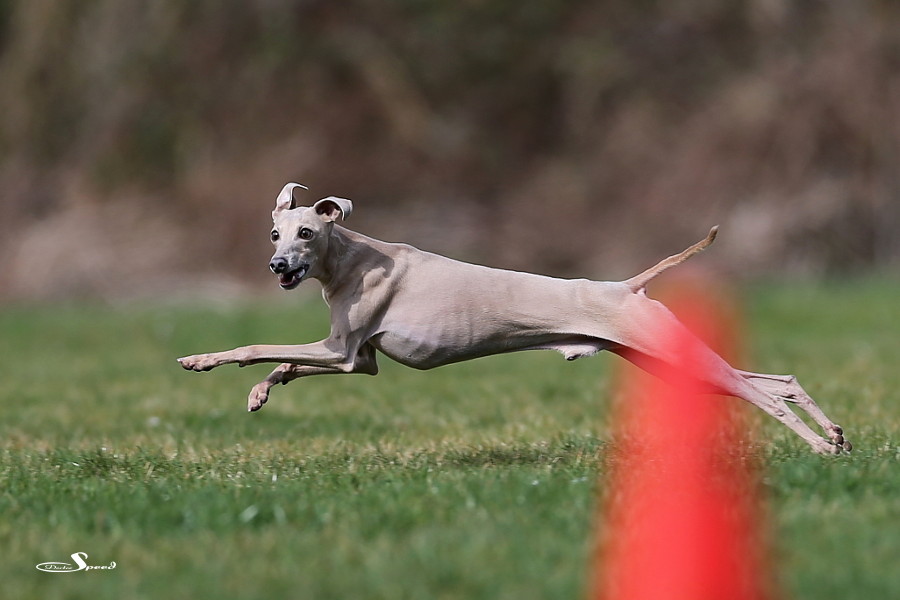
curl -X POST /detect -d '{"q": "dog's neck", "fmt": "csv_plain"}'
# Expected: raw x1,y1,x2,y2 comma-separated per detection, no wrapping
315,225,390,298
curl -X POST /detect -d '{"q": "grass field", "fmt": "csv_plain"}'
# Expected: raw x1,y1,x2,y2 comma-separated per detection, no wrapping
1,280,898,599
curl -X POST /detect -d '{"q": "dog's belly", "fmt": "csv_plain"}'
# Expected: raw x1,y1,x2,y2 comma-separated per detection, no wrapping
370,329,514,369
369,327,609,370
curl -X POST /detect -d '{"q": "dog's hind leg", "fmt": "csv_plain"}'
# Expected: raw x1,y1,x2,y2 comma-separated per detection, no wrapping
725,376,841,454
613,346,840,454
607,296,841,454
737,371,849,450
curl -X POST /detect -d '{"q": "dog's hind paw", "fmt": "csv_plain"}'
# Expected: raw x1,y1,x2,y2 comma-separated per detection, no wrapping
828,425,851,453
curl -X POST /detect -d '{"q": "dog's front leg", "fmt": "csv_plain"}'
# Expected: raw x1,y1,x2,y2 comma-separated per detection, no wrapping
178,340,349,372
248,344,379,411
247,364,346,411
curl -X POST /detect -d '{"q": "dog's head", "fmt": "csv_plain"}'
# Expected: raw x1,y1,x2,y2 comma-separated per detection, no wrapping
268,183,353,290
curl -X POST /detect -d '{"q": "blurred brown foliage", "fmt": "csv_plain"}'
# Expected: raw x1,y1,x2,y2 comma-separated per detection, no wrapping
0,0,898,301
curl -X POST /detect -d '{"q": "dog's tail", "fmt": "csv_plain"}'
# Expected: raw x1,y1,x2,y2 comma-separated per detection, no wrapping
623,226,719,293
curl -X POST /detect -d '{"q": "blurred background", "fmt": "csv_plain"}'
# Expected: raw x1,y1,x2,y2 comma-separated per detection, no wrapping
0,0,898,302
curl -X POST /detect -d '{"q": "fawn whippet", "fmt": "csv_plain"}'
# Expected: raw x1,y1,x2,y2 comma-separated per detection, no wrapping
178,183,850,454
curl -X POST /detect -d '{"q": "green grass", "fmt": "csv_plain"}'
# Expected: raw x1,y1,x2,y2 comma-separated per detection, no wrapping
0,281,898,599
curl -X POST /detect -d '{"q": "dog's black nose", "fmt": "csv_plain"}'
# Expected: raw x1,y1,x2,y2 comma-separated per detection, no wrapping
269,257,288,274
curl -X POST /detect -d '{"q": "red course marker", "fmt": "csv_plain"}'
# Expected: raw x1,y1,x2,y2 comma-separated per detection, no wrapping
593,282,775,600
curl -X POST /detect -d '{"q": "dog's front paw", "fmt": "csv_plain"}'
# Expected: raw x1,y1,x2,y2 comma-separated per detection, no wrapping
247,383,270,412
178,354,219,372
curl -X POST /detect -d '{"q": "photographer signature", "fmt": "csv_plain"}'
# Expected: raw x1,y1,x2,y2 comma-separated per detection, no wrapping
36,552,117,573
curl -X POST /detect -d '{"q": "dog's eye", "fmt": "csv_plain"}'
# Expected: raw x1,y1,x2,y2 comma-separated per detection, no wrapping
270,230,280,242
298,227,314,240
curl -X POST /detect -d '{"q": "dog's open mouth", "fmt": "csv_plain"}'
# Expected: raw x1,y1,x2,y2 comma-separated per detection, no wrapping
278,264,309,290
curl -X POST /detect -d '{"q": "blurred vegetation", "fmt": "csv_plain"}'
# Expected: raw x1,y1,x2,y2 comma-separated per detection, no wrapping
0,0,898,300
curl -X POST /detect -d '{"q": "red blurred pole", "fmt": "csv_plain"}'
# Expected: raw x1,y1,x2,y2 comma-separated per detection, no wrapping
593,282,773,600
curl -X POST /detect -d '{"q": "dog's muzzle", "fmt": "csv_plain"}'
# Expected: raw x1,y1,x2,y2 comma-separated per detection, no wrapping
269,258,308,290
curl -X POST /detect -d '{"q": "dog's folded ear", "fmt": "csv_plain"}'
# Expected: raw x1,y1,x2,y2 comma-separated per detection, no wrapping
273,182,309,217
314,197,353,222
